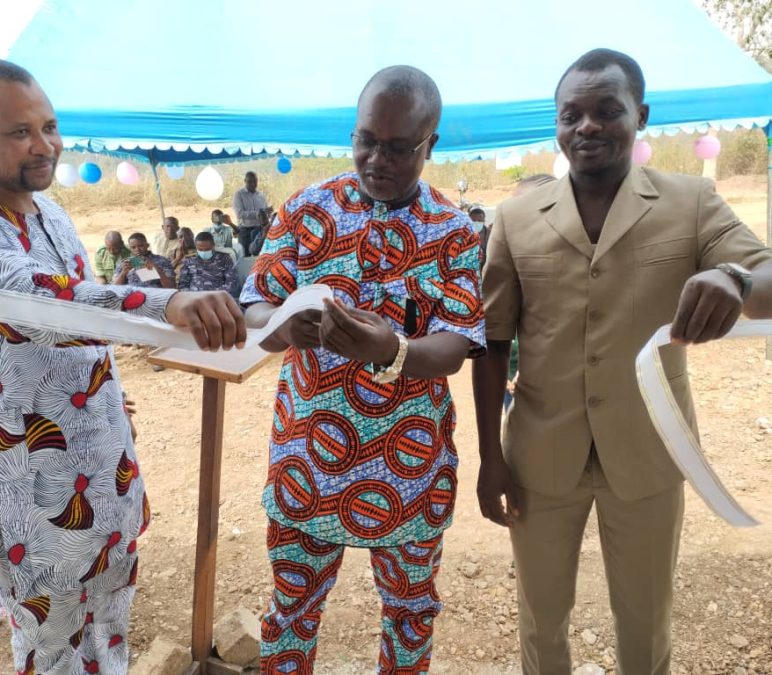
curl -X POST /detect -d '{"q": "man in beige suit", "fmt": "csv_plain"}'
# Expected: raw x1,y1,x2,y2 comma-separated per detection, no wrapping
473,48,772,675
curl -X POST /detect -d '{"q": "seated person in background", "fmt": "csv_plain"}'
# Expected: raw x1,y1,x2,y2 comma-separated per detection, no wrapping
171,226,197,277
207,209,236,249
178,231,238,296
248,208,272,256
233,170,269,254
93,230,130,283
113,232,176,289
153,215,182,260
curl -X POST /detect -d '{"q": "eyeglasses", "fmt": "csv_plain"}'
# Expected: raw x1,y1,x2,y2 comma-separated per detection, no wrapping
350,130,436,160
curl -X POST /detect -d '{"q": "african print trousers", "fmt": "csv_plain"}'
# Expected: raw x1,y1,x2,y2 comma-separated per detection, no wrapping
0,552,137,674
261,519,444,674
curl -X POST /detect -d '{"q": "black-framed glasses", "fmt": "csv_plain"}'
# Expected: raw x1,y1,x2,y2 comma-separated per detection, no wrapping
350,130,436,160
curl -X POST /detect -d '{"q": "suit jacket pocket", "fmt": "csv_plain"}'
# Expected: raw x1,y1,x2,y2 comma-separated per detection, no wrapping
634,238,694,267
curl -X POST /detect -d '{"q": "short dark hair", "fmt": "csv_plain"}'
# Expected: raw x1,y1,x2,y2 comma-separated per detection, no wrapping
0,60,34,85
555,48,645,105
359,65,442,130
128,232,147,243
245,171,257,180
195,231,215,244
164,216,179,226
211,209,223,216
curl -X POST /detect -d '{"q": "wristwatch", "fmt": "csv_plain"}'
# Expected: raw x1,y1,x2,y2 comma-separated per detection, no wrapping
716,263,753,300
372,333,409,384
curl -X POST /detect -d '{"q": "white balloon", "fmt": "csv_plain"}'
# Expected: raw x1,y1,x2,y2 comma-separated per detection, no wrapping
55,163,79,188
195,166,224,201
165,165,185,180
116,161,139,185
552,152,570,179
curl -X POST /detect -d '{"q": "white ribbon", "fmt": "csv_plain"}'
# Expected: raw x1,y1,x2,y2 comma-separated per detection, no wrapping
636,320,772,527
0,284,333,351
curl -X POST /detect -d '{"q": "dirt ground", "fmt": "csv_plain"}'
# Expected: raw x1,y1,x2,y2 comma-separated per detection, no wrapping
1,177,770,674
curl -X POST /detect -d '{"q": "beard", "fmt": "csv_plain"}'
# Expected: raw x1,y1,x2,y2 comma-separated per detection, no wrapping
17,158,57,192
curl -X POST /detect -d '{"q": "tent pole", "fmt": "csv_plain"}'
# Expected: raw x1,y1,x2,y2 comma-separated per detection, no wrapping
766,123,771,361
149,150,166,225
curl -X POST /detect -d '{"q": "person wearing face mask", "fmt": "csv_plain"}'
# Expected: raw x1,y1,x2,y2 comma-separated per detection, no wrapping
178,231,238,296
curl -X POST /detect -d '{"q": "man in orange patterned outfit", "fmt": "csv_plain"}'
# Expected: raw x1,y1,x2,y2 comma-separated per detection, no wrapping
241,66,486,674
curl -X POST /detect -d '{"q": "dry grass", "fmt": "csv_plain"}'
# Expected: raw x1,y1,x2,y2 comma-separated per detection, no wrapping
47,128,767,217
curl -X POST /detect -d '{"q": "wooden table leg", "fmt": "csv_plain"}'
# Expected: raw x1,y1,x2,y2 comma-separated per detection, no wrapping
191,376,227,673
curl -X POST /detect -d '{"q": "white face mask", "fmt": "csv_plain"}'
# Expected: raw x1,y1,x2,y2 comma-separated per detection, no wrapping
197,250,214,261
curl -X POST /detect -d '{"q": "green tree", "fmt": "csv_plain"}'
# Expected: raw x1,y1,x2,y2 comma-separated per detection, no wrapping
702,0,772,72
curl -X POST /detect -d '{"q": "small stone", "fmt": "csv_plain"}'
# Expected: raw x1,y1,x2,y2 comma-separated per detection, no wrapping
581,629,598,646
734,668,747,675
729,634,749,649
707,601,718,613
213,607,261,666
574,664,604,675
475,648,486,659
132,638,192,675
755,417,771,429
461,561,481,579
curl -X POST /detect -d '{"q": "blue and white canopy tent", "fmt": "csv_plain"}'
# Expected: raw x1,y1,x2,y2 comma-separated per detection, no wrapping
4,0,770,165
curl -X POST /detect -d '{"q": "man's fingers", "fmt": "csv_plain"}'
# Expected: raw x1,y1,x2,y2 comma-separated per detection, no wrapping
186,307,210,350
196,304,223,351
682,290,721,343
320,321,349,356
222,294,248,348
299,309,323,324
692,303,730,344
212,300,238,351
338,303,380,326
323,299,364,339
716,304,742,340
481,497,508,527
505,484,521,520
671,282,700,342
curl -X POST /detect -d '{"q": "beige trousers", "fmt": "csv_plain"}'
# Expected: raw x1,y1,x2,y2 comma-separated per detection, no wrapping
510,449,684,675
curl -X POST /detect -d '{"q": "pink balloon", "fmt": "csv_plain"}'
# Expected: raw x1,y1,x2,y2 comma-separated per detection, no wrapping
116,161,139,185
694,135,721,161
632,140,652,164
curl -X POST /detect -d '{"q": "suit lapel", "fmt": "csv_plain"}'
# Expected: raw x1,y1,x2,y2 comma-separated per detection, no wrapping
542,177,594,260
593,167,658,261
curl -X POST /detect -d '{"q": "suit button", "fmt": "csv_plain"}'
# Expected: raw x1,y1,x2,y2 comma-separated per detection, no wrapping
588,396,603,407
590,267,601,278
588,355,600,366
588,310,601,321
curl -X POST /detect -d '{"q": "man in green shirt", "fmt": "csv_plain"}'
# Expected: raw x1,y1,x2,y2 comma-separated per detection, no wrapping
93,230,130,284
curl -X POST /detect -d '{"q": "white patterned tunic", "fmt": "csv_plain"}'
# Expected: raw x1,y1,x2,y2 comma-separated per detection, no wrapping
0,195,174,672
